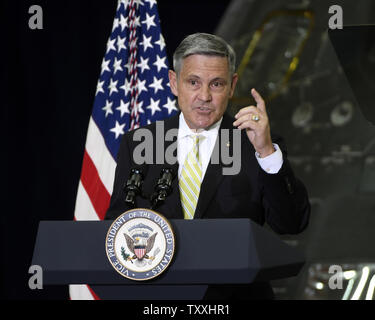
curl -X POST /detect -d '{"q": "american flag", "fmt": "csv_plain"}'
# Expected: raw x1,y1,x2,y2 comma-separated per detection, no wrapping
70,0,177,300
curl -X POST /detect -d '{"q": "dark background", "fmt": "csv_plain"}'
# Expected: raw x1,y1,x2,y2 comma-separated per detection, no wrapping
1,0,230,300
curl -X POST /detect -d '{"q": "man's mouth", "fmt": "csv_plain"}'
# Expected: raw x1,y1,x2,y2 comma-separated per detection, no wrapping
195,106,212,113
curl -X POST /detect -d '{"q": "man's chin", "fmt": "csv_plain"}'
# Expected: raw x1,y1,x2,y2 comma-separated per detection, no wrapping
191,116,217,130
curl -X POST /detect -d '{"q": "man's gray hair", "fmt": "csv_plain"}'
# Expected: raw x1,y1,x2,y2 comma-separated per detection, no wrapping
173,33,236,76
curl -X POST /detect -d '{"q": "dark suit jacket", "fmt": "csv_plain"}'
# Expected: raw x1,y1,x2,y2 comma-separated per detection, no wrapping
105,112,310,299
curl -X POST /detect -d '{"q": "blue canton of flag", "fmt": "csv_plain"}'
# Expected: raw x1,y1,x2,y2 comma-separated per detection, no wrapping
92,0,178,160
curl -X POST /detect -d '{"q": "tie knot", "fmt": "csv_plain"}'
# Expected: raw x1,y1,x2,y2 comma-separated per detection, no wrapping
191,134,201,145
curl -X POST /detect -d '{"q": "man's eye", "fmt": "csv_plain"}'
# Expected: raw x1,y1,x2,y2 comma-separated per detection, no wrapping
212,81,223,88
190,80,198,86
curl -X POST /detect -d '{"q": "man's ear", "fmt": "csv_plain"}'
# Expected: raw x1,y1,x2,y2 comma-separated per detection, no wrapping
229,73,238,98
168,70,178,97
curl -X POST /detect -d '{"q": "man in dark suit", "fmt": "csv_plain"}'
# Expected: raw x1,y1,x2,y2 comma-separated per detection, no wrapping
105,33,310,299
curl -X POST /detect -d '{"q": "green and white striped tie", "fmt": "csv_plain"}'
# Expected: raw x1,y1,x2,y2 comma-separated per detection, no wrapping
179,135,202,219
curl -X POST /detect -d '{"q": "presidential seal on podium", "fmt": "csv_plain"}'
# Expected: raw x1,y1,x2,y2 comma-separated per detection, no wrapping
105,208,175,281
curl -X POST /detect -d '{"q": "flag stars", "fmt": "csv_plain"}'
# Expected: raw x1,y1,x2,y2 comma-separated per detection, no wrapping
112,17,119,31
110,121,125,139
119,14,128,31
101,59,111,74
153,55,167,72
113,57,123,74
145,0,157,9
140,34,153,53
163,97,178,114
134,100,144,114
137,56,150,73
120,78,132,96
155,34,166,51
134,0,144,9
108,78,119,95
102,100,113,117
120,0,131,10
116,100,130,117
142,13,156,30
137,79,148,94
124,57,132,74
133,16,141,29
96,80,105,95
117,36,126,52
147,98,161,116
149,76,164,94
95,3,179,136
106,38,116,54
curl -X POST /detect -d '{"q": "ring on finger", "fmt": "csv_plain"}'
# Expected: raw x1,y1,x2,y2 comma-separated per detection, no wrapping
252,114,260,122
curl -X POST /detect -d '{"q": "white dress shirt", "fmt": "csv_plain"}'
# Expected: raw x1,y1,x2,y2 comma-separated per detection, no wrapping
177,113,283,179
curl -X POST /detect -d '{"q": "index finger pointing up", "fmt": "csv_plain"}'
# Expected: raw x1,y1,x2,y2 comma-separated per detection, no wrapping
251,88,266,112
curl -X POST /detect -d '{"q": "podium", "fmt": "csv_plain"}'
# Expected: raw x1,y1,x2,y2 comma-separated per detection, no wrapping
31,219,304,299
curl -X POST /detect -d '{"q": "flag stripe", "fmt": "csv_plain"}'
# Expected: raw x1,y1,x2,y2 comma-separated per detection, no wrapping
87,285,101,300
85,117,117,194
69,285,98,300
74,182,100,221
80,150,111,220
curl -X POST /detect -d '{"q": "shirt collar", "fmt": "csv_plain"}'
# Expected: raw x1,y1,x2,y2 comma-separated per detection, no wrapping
178,112,223,140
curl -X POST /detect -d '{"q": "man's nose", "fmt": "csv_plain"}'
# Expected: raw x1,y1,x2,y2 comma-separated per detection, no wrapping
198,85,212,102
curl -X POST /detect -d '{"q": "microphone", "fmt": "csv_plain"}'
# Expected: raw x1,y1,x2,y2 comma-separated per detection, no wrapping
124,166,147,207
150,167,176,209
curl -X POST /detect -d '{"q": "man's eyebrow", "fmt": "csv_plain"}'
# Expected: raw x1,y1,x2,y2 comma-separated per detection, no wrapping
186,74,201,79
210,77,227,83
185,75,227,82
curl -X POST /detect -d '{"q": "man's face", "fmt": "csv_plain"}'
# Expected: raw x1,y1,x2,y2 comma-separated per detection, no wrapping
169,54,238,130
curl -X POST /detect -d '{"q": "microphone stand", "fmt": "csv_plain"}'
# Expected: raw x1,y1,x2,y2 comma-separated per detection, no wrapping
124,167,145,208
150,168,175,210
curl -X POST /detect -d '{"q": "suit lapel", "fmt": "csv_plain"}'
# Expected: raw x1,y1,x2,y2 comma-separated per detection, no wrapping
194,113,234,219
